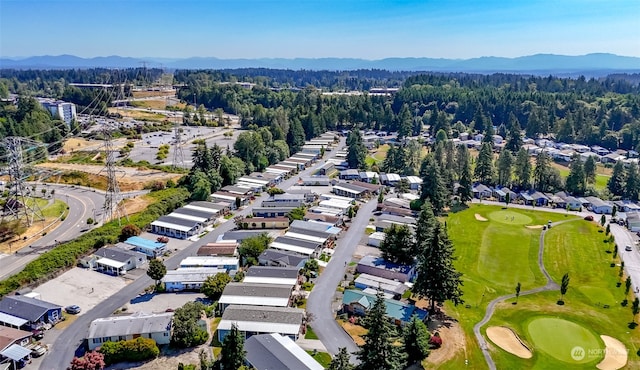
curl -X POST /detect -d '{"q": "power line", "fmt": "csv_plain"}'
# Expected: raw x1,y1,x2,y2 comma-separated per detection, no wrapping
98,123,127,225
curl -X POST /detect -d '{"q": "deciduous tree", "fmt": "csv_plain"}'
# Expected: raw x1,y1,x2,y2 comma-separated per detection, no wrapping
147,259,167,287
201,273,232,300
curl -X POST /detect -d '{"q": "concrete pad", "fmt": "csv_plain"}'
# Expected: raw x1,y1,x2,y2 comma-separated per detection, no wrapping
33,268,128,315
125,292,207,314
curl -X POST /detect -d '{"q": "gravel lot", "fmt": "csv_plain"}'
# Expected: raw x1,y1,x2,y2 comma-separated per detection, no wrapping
33,268,129,315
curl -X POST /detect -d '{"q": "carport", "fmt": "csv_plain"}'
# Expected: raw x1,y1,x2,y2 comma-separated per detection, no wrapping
0,344,31,367
94,258,126,275
0,312,27,329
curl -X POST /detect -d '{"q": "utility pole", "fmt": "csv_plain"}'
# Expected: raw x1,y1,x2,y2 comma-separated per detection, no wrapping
1,137,46,226
172,116,185,170
100,125,127,225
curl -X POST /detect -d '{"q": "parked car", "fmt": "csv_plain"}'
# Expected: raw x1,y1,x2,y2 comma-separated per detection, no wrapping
30,344,46,357
626,245,633,252
65,305,81,314
31,330,44,340
584,215,594,221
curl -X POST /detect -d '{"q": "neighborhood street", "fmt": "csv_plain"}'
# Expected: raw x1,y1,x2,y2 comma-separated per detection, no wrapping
306,199,378,362
40,139,344,369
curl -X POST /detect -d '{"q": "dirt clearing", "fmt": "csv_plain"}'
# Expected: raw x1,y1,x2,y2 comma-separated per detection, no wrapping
423,321,466,367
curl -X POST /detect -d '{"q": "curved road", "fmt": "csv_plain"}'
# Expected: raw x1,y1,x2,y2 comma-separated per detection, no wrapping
41,139,346,370
473,219,575,370
306,199,378,363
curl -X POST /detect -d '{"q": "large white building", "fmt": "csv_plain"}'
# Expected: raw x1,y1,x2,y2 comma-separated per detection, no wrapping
38,98,77,126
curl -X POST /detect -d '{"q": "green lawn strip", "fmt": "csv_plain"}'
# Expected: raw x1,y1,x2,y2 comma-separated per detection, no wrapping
553,164,609,191
306,351,332,367
41,199,67,218
305,325,319,339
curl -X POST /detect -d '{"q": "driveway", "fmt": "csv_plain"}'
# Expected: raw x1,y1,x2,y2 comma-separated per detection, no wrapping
306,198,378,363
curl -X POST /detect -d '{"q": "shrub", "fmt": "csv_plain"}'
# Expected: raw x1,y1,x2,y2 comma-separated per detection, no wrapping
99,337,159,365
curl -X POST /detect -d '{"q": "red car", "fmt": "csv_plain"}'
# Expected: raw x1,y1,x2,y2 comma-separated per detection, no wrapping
584,215,594,221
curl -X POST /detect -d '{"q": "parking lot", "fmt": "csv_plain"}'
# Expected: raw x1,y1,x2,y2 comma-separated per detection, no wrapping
33,268,128,316
124,292,207,313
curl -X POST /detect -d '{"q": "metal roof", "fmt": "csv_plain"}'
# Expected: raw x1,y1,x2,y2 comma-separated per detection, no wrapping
166,212,208,223
259,249,307,267
180,256,239,267
0,296,61,322
283,231,327,244
172,207,216,219
245,333,324,370
0,312,28,328
220,283,293,299
124,236,165,251
270,242,315,256
88,312,173,339
219,305,303,326
95,247,145,263
153,215,201,228
245,266,300,279
162,268,225,283
0,344,31,361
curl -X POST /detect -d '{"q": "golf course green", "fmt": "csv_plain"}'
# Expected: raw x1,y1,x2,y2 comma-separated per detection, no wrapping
488,210,533,225
527,317,602,364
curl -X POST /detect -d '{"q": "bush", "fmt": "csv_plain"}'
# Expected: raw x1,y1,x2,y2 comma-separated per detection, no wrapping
99,337,159,365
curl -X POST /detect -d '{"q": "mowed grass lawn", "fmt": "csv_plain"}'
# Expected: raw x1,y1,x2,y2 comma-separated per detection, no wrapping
439,205,579,369
482,217,640,369
552,162,609,190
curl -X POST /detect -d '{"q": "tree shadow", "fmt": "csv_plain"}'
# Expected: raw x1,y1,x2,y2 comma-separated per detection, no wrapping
628,322,638,329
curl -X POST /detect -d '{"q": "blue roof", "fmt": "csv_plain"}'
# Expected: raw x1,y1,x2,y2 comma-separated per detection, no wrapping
342,290,427,322
125,236,166,250
358,255,414,275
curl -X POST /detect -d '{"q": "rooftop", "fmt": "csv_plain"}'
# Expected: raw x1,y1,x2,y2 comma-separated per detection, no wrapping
0,296,61,322
245,266,300,279
94,247,145,263
124,236,166,251
342,289,427,322
357,255,415,275
88,312,173,339
245,333,324,370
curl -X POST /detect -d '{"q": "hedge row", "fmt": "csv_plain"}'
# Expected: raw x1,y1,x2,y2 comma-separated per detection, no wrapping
0,187,190,297
99,337,159,365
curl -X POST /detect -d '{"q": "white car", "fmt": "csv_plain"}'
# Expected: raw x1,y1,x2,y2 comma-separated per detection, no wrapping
626,245,633,252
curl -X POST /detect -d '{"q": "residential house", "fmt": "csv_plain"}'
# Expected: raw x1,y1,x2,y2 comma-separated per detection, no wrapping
339,169,360,180
179,256,239,272
358,171,380,184
493,187,518,203
151,215,202,239
380,173,401,186
253,207,295,218
341,290,427,325
244,266,301,286
316,162,335,176
197,242,239,257
221,185,254,197
270,236,323,258
0,326,32,367
162,268,225,292
258,249,308,268
565,196,583,211
218,283,294,313
91,247,146,275
586,196,613,214
356,255,416,283
354,273,408,298
217,305,304,342
626,213,640,232
332,183,368,199
289,220,341,239
123,236,167,258
300,176,332,186
601,153,626,164
367,231,386,247
404,176,423,190
87,312,173,350
0,296,62,330
472,184,492,199
237,217,289,230
245,333,324,370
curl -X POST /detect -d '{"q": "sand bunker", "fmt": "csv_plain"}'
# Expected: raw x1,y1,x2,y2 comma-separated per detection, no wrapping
525,225,544,229
487,326,532,359
475,213,488,222
596,335,628,370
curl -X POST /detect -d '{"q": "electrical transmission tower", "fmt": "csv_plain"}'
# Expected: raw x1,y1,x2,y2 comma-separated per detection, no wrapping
100,126,127,225
1,137,46,226
172,116,185,170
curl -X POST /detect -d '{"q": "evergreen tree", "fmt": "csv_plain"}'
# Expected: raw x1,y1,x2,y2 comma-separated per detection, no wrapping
474,142,494,184
505,113,523,152
219,324,246,370
514,147,532,189
625,163,640,201
584,155,597,184
533,151,551,192
329,348,354,370
457,146,473,204
419,155,448,215
414,221,464,312
403,315,431,365
381,145,398,173
346,130,367,169
483,123,495,146
496,149,513,186
415,202,437,250
379,224,415,265
397,104,413,139
565,154,586,195
608,161,626,196
356,290,405,370
287,118,306,153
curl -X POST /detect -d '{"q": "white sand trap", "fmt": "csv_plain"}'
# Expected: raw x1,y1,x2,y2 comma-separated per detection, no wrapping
487,326,532,359
596,335,628,370
475,213,488,221
526,225,544,229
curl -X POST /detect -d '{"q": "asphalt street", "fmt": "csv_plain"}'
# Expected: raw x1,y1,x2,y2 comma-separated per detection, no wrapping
41,138,345,370
307,199,378,362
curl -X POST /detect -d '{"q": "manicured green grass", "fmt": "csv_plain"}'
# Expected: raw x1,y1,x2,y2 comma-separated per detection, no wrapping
305,325,319,339
527,317,602,364
306,351,332,367
442,205,640,369
42,199,67,218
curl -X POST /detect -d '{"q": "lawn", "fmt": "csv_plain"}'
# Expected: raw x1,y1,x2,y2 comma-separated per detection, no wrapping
441,205,640,369
306,350,332,367
42,199,67,218
305,325,319,340
551,162,610,191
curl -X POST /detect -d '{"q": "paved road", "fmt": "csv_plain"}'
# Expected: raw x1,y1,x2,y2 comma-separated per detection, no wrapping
0,185,147,280
41,139,345,370
610,224,640,298
307,199,377,363
473,219,572,370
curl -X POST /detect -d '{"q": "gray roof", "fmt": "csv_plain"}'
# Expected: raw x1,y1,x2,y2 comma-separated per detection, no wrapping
246,266,300,279
253,206,295,214
88,312,173,339
586,196,610,208
340,169,359,176
171,207,216,219
0,296,61,322
220,305,303,325
378,214,417,225
289,220,332,233
245,333,324,370
334,182,368,193
95,247,145,263
155,215,201,228
273,236,321,250
272,193,305,201
222,230,272,242
259,249,308,267
221,283,292,299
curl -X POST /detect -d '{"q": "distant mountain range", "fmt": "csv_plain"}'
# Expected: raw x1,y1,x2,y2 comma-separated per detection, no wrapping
1,53,639,76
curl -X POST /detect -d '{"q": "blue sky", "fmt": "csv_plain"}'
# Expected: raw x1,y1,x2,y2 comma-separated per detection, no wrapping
1,0,639,59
